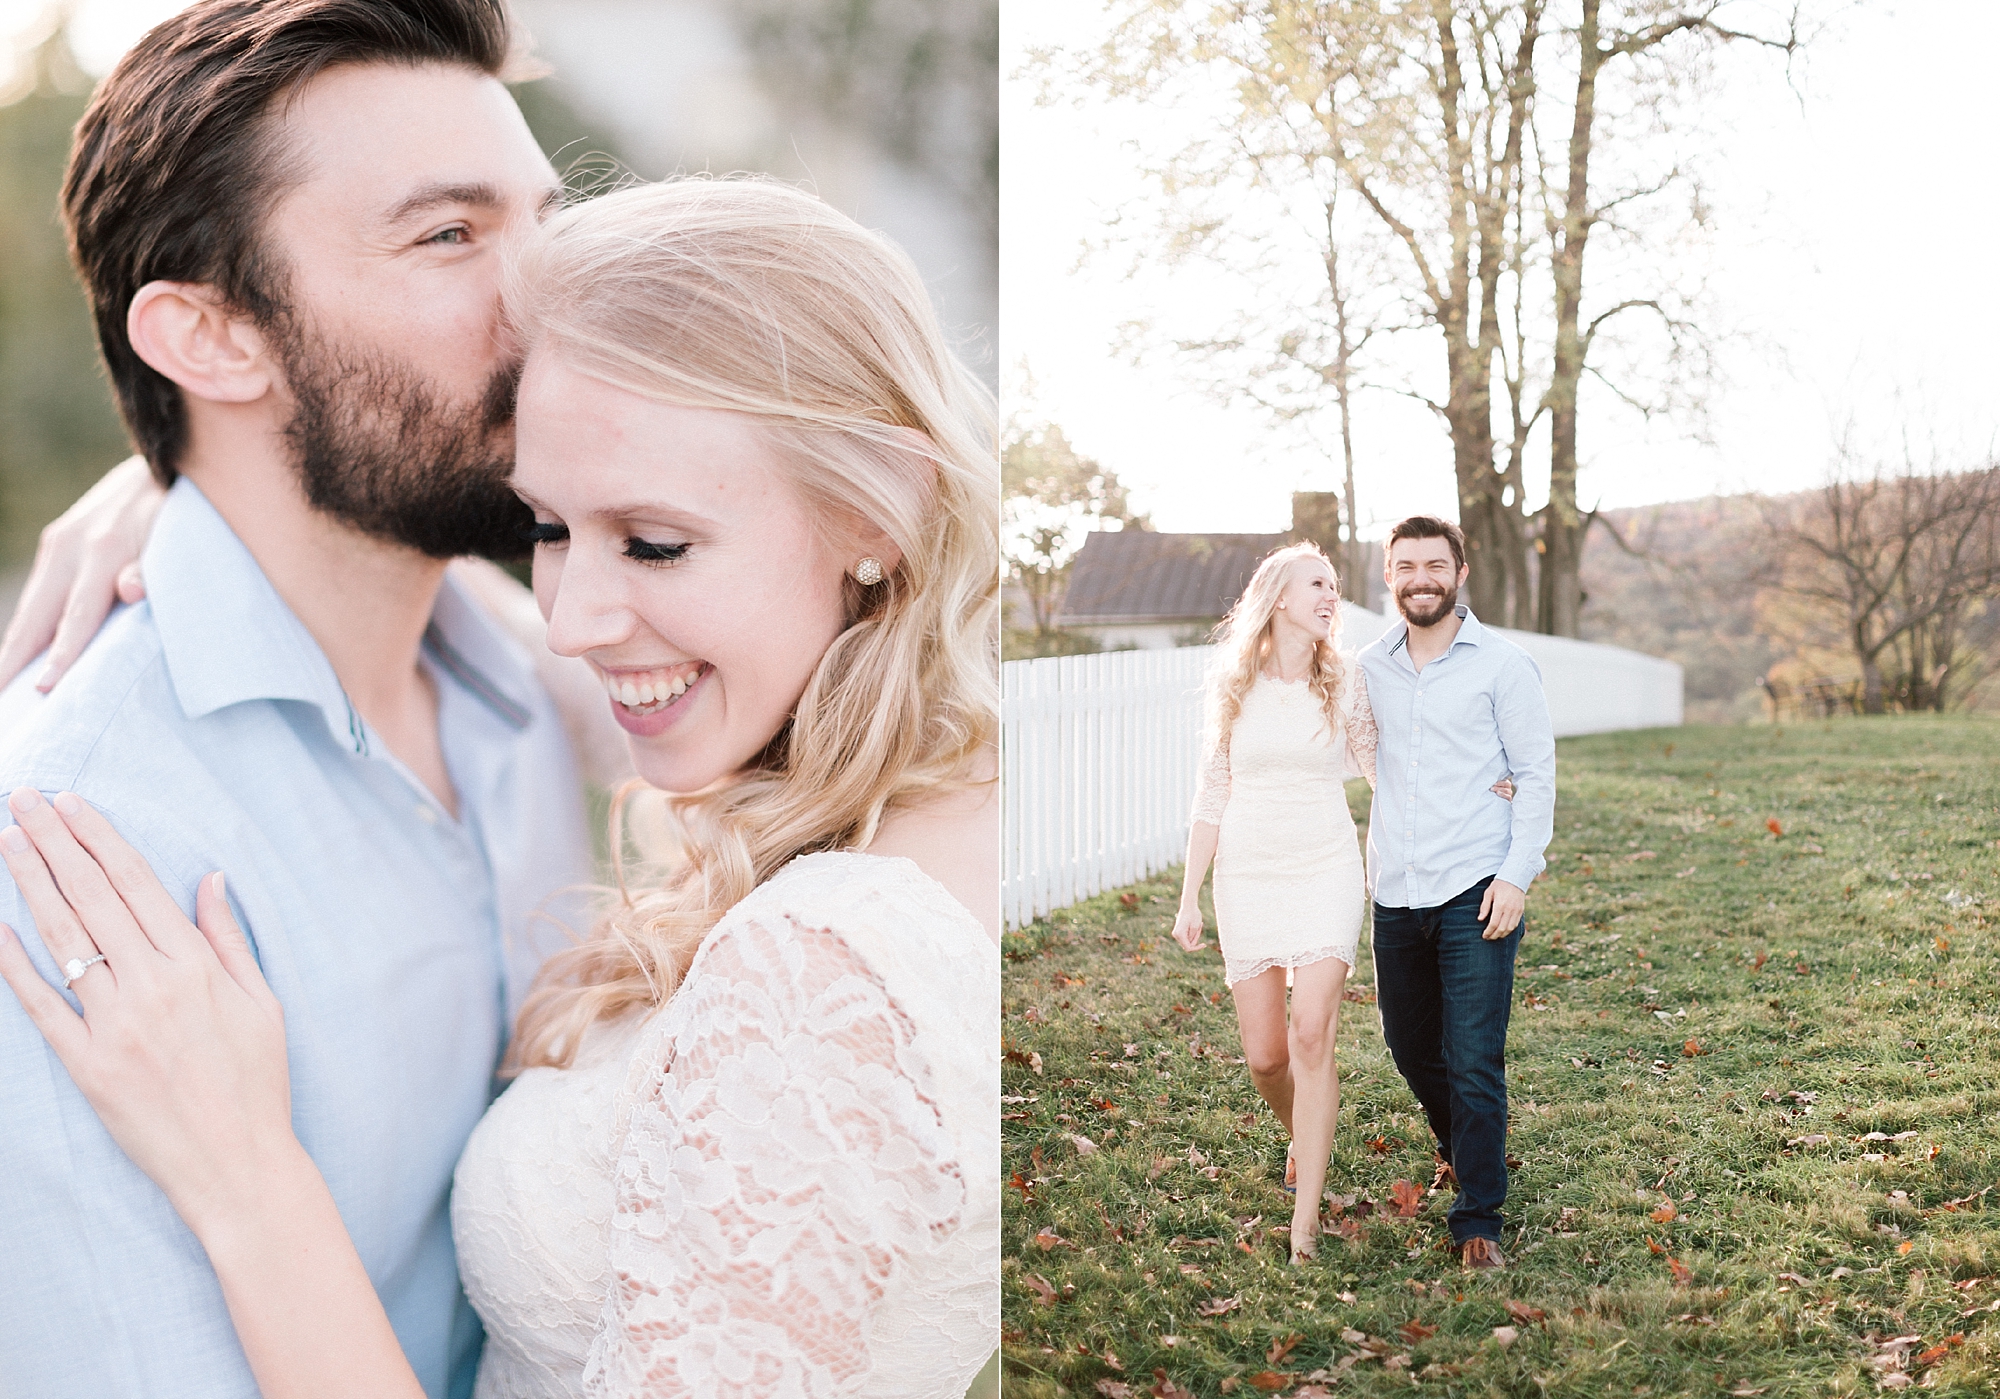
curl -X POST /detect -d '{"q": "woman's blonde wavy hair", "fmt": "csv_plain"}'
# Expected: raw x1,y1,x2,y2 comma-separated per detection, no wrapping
503,177,997,1072
1206,542,1347,744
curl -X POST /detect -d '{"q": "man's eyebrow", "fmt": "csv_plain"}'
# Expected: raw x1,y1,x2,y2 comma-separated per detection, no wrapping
383,181,503,225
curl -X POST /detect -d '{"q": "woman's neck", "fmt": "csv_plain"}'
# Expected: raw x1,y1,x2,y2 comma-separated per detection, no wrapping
1262,632,1316,683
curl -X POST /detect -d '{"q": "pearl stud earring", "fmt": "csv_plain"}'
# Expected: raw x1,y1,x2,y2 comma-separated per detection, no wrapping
853,557,885,586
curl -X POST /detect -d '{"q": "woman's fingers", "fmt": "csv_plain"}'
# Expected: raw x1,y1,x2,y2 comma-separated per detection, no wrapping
40,558,127,691
46,792,201,958
0,537,75,693
0,924,88,1059
195,873,275,1011
5,788,153,971
116,561,148,605
0,816,119,997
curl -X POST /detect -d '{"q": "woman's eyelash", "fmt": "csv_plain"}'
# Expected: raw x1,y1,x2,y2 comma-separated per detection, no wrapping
521,521,569,546
624,538,690,565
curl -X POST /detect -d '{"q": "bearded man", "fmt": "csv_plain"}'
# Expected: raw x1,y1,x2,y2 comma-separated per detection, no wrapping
1355,514,1557,1271
0,3,593,1395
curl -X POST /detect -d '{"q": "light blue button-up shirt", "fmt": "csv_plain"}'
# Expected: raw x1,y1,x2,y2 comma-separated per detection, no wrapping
0,481,593,1399
1357,605,1556,909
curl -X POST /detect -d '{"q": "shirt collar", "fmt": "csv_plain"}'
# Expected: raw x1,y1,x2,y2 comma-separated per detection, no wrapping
1385,603,1483,657
146,479,536,744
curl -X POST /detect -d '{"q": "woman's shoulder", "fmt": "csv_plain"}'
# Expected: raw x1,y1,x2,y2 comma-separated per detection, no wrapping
688,852,996,1002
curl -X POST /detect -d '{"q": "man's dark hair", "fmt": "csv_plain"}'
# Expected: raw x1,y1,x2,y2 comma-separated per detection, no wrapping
1385,514,1467,573
62,0,517,486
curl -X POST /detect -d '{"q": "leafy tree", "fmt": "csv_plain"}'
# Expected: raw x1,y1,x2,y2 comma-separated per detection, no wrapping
1003,422,1149,656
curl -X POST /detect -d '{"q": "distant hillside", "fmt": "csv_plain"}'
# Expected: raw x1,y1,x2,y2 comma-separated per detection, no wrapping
1577,495,1779,724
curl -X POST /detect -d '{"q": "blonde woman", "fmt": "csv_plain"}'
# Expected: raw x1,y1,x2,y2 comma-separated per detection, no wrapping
1170,543,1376,1264
0,178,997,1397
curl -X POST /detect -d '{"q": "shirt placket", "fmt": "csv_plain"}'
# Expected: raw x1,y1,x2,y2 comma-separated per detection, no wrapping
1404,655,1423,906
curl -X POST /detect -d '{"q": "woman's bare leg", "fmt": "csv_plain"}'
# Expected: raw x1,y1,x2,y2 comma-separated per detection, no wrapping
1231,968,1293,1132
1285,956,1349,1257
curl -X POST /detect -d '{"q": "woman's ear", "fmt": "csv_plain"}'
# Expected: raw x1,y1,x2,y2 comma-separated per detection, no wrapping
846,425,944,579
126,282,275,405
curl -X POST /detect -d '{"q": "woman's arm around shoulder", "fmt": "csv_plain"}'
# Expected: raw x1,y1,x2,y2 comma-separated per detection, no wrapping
588,911,969,1397
1343,662,1379,789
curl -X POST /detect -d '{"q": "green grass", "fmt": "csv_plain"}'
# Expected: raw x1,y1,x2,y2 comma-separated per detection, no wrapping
1001,716,2000,1397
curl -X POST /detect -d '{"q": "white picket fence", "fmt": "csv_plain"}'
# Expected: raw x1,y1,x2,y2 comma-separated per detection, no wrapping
1001,647,1213,931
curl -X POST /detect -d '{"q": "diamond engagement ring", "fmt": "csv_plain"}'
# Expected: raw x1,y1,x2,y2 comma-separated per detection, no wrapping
61,954,106,989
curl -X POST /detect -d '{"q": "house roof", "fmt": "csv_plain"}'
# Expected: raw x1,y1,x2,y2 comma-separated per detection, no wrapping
1056,529,1286,626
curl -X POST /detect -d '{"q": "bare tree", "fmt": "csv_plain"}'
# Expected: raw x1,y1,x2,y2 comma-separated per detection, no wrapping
1537,0,1801,637
1765,459,2000,714
1048,0,1810,633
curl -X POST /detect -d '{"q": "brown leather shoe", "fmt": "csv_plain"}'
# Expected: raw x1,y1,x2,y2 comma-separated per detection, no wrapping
1461,1236,1507,1270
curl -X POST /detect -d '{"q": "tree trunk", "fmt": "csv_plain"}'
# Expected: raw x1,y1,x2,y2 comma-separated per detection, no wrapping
1539,0,1602,638
1324,208,1367,604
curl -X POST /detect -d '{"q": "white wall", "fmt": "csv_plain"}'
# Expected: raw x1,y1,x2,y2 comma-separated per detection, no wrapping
1337,603,1685,735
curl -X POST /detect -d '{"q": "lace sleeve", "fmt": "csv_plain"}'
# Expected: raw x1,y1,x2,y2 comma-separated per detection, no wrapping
584,915,965,1397
1190,720,1231,826
1343,671,1378,787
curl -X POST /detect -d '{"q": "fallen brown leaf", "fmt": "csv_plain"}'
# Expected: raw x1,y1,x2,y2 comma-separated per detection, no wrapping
1022,1273,1058,1306
1767,817,1784,836
1245,1373,1291,1392
1668,1257,1694,1286
1197,1294,1243,1318
1267,1334,1304,1366
1033,1227,1069,1249
1096,1382,1135,1399
1397,1320,1437,1344
1646,1236,1668,1255
1389,1179,1425,1218
1491,1325,1518,1348
1151,1372,1195,1399
1651,1202,1679,1224
1503,1300,1546,1326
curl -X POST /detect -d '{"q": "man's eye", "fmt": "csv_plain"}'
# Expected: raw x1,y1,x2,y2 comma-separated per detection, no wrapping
425,226,469,246
521,520,568,546
625,538,690,565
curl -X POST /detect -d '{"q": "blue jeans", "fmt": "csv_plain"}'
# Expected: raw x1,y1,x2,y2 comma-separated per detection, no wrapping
1371,876,1519,1245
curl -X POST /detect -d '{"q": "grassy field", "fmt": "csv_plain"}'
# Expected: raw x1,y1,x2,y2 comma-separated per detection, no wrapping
1000,716,2000,1397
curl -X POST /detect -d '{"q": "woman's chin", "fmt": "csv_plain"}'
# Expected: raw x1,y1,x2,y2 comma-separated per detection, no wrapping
629,748,737,795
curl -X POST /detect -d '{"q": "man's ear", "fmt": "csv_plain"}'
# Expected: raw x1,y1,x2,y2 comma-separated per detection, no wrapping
126,282,276,405
1456,563,1470,590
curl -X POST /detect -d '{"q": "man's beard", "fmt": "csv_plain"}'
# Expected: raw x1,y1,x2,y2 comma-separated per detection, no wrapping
1395,577,1459,628
273,317,532,560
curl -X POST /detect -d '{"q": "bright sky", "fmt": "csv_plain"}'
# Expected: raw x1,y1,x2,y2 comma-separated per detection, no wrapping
1001,1,2000,534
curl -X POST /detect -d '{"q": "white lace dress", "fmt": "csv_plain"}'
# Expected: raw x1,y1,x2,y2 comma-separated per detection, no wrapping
451,852,999,1398
1192,669,1379,985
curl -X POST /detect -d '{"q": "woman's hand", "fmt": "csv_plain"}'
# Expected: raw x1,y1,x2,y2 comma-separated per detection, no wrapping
1171,899,1206,952
1491,776,1516,801
0,456,164,693
0,788,296,1236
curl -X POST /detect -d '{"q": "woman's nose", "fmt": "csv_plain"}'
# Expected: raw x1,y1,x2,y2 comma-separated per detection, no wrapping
540,544,633,659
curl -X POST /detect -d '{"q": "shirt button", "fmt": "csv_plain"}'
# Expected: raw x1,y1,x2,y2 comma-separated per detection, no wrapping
415,805,439,826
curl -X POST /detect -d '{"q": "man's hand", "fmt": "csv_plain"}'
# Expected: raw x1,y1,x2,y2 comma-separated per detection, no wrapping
1478,879,1525,940
1170,900,1206,952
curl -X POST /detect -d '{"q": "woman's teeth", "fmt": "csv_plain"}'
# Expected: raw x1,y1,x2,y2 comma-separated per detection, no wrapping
603,665,702,714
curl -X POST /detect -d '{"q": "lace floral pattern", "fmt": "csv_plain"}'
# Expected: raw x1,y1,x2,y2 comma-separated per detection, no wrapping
1343,675,1378,786
1222,944,1356,984
583,915,964,1397
455,853,999,1399
1190,726,1232,825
